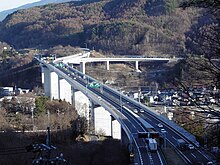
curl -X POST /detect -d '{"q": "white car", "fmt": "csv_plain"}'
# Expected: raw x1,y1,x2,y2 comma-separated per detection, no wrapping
134,109,138,113
188,144,195,150
161,129,166,133
157,123,163,128
140,109,144,113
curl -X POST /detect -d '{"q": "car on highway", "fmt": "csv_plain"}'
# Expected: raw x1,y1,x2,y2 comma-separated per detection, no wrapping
157,123,163,128
161,129,166,133
134,109,138,113
188,144,195,150
140,109,144,113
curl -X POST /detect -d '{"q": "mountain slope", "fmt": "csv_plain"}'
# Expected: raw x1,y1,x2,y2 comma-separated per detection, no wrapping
0,0,77,21
0,0,201,56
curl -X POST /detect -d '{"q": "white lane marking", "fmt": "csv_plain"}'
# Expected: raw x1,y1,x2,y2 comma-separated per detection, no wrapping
146,117,152,122
172,136,177,141
148,152,154,165
196,148,210,160
140,113,152,122
191,153,196,158
156,150,164,165
166,138,192,164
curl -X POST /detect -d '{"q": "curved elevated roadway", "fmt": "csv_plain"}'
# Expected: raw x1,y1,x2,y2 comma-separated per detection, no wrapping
35,55,215,165
63,61,214,164
36,56,167,165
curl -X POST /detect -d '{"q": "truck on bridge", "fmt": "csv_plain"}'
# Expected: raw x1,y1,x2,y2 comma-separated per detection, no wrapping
138,132,158,152
148,138,157,152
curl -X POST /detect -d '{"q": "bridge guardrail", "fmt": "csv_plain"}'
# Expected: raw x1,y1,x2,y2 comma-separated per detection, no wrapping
102,84,199,147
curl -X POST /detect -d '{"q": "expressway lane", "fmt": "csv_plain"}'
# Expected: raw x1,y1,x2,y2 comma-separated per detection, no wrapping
75,76,163,165
100,95,165,165
99,84,213,164
38,59,213,164
95,87,165,165
132,107,212,164
50,63,157,164
56,65,165,165
90,80,213,164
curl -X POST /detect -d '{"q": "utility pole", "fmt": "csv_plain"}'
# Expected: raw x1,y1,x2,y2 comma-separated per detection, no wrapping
31,107,34,131
138,86,141,103
47,109,50,127
27,126,68,164
46,127,51,147
120,89,123,146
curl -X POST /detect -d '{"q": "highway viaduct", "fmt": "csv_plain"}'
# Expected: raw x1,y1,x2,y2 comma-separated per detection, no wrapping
36,52,214,165
57,53,181,74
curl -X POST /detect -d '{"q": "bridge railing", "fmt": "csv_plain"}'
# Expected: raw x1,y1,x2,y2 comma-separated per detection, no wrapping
102,83,200,147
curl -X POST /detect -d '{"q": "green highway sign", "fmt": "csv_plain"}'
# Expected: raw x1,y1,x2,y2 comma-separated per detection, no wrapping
89,82,101,88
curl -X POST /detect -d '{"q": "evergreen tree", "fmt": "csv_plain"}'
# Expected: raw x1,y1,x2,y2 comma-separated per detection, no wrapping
35,96,49,114
165,0,179,14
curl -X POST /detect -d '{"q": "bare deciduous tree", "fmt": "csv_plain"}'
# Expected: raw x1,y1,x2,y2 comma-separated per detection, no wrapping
176,0,220,147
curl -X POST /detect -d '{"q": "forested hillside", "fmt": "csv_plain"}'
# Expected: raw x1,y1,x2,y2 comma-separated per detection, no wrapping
0,0,207,56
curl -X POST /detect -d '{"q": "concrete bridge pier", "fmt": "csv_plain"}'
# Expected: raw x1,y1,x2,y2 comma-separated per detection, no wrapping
74,90,90,118
94,106,112,136
121,128,130,146
58,78,72,103
43,66,50,97
105,61,110,70
112,117,121,139
93,106,122,139
41,64,45,84
80,62,86,74
50,72,59,100
43,67,59,100
71,87,78,106
135,61,139,72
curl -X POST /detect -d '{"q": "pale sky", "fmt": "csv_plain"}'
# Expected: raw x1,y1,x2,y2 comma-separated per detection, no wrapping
0,0,40,12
